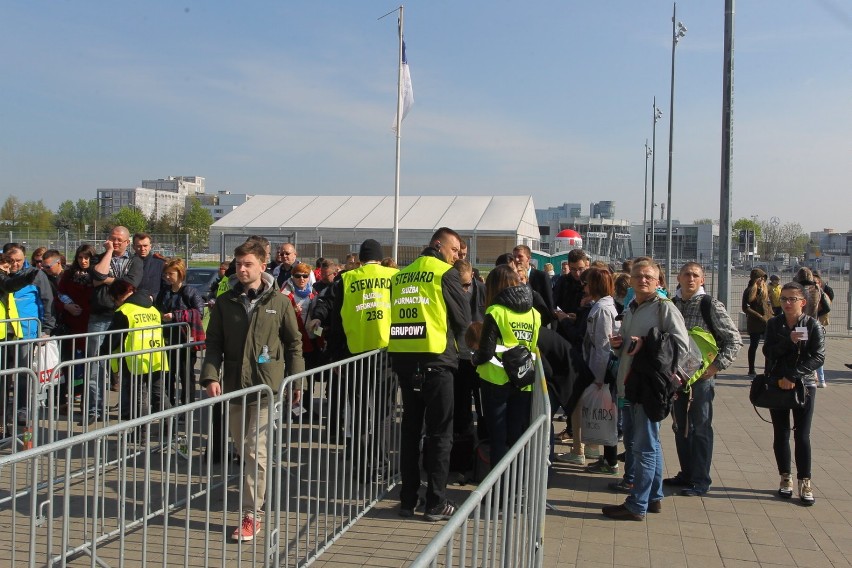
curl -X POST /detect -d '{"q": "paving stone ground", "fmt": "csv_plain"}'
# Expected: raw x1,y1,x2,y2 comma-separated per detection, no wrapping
318,336,852,567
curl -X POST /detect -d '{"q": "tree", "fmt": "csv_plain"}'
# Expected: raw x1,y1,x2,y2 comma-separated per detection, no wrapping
693,218,717,225
111,206,148,235
732,218,761,241
184,198,214,251
55,200,77,231
0,196,23,229
20,199,55,231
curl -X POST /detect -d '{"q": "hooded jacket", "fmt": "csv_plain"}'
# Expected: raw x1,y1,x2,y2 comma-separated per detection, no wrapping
471,285,535,370
200,271,305,396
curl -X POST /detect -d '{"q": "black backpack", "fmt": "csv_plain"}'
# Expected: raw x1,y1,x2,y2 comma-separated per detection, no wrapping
624,326,682,422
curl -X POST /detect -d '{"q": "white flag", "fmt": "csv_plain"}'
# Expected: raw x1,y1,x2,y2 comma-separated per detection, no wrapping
393,41,414,132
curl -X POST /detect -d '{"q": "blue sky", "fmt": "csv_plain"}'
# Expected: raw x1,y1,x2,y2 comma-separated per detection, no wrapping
1,1,850,233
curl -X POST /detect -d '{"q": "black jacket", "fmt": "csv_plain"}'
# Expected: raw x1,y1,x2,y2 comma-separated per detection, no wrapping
762,314,825,386
391,247,471,373
554,273,585,314
528,268,554,316
138,254,165,301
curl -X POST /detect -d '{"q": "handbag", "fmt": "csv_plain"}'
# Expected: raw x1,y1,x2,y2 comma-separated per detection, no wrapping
749,373,808,419
502,345,536,389
749,373,808,409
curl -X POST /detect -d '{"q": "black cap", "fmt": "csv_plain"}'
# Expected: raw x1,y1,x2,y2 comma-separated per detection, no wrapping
359,239,384,262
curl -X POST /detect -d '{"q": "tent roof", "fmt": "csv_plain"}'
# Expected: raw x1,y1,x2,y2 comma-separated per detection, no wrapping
211,195,540,237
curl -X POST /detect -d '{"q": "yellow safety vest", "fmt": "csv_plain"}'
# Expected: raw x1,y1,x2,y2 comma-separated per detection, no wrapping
1,293,23,340
476,303,540,389
340,263,398,354
388,255,452,354
111,302,169,375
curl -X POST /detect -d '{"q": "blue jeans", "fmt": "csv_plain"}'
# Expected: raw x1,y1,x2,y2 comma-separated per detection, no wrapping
672,378,715,492
625,403,663,515
86,314,113,419
816,366,825,384
620,400,635,484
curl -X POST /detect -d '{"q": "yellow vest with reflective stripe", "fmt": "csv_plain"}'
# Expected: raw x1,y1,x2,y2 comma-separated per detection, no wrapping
111,303,169,374
388,255,452,354
341,263,398,354
1,293,23,340
476,303,540,388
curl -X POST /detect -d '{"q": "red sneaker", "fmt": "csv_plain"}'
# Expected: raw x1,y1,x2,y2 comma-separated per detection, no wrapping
231,513,261,542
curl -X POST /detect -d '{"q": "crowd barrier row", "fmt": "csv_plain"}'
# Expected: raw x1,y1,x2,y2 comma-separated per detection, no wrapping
410,359,550,568
1,317,549,567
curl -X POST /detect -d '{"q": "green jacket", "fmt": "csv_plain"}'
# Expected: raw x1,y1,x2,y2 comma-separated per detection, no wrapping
200,272,305,396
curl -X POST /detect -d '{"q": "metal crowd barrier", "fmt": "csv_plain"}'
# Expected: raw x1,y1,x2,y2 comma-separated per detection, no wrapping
410,358,551,568
1,323,196,449
0,316,42,339
0,348,401,567
0,384,274,567
272,349,399,565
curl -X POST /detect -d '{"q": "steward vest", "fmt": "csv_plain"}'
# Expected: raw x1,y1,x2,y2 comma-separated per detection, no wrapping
341,263,398,354
388,255,452,354
477,304,540,388
1,293,23,340
216,276,231,298
111,303,169,375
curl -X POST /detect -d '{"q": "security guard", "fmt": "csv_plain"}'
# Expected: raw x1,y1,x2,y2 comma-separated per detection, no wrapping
309,239,398,451
388,227,471,522
103,279,170,422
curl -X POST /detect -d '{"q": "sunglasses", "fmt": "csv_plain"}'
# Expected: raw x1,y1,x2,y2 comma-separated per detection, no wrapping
293,274,310,279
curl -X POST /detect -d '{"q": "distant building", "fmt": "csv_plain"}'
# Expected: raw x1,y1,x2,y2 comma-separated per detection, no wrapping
97,176,205,219
536,201,632,260
806,228,851,273
197,190,253,222
630,220,719,267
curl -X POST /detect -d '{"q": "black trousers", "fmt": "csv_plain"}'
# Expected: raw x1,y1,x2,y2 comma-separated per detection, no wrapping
770,386,816,479
399,366,454,511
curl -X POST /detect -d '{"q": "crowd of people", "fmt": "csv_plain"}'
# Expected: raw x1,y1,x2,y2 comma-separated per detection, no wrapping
0,229,835,539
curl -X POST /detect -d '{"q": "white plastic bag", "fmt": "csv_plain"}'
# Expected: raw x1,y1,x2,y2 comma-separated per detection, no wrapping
33,340,62,385
580,383,618,446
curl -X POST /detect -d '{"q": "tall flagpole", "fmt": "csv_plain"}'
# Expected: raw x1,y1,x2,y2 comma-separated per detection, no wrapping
392,6,404,261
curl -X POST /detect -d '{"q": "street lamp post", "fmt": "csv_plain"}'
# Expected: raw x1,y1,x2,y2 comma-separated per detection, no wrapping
665,3,686,289
643,139,652,256
650,99,663,259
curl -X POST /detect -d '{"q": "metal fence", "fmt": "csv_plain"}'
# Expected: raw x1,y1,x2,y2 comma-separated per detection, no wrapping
2,230,197,265
701,270,851,336
410,358,551,568
0,346,400,567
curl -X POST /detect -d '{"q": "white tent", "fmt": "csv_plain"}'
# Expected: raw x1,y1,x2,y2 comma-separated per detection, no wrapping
210,195,541,265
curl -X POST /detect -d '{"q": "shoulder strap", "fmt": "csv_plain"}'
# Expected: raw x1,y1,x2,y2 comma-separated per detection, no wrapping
699,294,717,337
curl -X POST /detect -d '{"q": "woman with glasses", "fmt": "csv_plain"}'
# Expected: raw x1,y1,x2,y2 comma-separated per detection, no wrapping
763,282,824,505
283,262,324,370
742,268,772,376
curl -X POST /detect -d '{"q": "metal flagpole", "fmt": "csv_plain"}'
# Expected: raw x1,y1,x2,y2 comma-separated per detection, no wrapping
392,6,404,261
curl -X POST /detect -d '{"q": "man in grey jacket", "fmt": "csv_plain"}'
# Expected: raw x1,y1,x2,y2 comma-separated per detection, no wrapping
603,260,689,521
667,262,743,496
